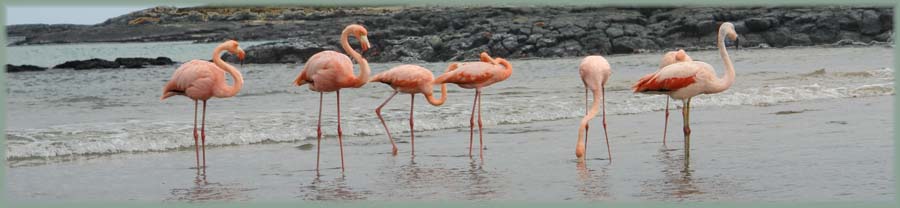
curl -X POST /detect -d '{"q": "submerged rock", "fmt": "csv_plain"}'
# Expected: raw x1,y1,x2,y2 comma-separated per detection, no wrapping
54,58,120,70
6,64,47,72
114,57,175,68
53,57,175,70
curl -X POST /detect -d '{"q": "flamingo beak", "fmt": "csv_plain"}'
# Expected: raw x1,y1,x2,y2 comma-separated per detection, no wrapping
237,49,246,66
735,37,740,50
360,36,370,52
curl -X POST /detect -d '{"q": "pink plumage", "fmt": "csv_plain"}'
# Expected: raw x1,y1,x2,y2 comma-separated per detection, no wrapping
293,24,372,173
575,55,612,161
370,64,453,155
160,40,246,169
432,52,513,159
632,22,740,161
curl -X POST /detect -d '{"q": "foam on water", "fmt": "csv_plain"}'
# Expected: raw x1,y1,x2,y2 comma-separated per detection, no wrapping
5,44,895,160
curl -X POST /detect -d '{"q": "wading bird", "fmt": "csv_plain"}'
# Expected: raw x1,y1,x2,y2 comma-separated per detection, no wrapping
635,49,694,144
370,64,454,156
433,52,512,159
632,22,739,162
575,55,611,161
293,24,371,172
161,40,246,168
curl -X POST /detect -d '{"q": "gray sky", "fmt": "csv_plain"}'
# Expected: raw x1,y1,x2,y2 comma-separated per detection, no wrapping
5,6,153,25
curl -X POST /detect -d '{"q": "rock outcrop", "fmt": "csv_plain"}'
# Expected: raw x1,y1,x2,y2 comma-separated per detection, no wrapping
8,6,894,63
6,64,48,73
52,57,175,70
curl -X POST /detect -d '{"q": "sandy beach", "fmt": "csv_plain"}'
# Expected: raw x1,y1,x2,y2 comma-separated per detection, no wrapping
7,94,893,202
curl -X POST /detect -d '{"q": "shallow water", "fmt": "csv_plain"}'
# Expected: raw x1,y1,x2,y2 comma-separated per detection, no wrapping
5,44,894,160
3,43,896,202
5,96,893,202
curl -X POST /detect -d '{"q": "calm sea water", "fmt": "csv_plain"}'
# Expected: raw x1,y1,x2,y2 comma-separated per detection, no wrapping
4,42,894,160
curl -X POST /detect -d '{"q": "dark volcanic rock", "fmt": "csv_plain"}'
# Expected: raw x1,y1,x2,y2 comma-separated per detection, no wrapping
744,18,772,32
54,58,120,70
6,64,47,72
612,37,659,53
7,6,895,63
114,57,175,68
860,9,883,35
228,39,338,64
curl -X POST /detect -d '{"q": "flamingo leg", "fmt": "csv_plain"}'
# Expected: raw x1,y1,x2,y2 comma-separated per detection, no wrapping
584,87,589,155
602,85,610,162
410,94,415,156
375,91,399,155
316,92,323,172
193,100,200,169
201,100,207,168
477,89,484,160
682,98,692,165
468,90,479,156
664,97,669,145
337,90,345,172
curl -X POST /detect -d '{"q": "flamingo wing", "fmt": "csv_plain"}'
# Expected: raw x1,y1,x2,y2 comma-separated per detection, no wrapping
299,51,354,91
162,60,217,100
633,62,706,93
440,62,495,85
371,65,431,90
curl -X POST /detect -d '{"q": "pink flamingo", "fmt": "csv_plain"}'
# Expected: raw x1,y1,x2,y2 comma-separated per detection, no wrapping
433,52,513,159
369,64,454,155
293,24,371,172
161,40,246,168
575,55,611,161
632,22,739,161
634,49,694,144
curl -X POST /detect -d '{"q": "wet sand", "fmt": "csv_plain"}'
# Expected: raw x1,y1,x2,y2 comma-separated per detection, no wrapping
6,95,893,202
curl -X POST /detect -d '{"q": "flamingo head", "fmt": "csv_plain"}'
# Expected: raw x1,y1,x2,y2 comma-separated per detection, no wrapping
348,24,371,53
221,40,246,66
675,49,692,61
720,22,740,49
479,52,495,64
659,49,692,69
237,49,246,66
225,40,246,66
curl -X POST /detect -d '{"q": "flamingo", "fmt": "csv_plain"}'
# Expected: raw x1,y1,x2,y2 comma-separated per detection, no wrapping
369,64,454,156
632,22,739,161
160,40,246,168
293,24,371,172
634,49,694,144
433,52,513,159
575,55,611,161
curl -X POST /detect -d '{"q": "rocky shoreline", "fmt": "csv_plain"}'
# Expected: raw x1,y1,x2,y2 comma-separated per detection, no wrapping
7,6,894,64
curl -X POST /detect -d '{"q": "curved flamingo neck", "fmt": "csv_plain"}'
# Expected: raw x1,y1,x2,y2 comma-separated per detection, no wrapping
425,82,448,106
211,44,243,98
341,27,370,88
576,88,601,158
710,25,736,94
497,58,513,78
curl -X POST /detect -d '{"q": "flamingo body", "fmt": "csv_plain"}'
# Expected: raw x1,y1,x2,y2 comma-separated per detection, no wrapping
435,62,511,89
371,65,436,94
163,60,224,100
295,51,359,92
